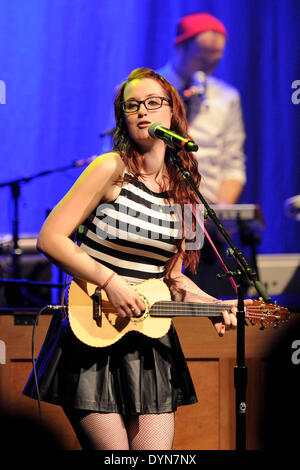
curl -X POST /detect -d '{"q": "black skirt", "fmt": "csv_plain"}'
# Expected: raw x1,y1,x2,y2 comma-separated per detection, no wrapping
23,311,198,415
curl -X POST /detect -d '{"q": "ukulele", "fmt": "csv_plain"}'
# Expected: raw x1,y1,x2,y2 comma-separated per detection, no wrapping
67,278,290,347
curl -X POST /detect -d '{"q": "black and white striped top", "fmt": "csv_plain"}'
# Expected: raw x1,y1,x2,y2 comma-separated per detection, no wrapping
78,176,182,284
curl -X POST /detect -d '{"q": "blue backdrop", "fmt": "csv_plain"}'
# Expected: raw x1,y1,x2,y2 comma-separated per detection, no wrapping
1,0,300,256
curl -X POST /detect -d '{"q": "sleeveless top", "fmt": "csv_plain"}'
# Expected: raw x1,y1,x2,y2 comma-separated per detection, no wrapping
22,174,198,414
78,176,182,284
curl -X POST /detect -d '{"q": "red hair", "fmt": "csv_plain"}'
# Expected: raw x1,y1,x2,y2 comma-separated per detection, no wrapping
113,68,201,274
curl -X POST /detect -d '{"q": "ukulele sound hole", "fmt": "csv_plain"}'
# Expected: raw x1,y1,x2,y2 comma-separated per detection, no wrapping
136,309,145,318
131,311,148,323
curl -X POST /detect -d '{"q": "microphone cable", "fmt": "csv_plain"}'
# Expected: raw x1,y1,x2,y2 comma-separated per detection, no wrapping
31,304,63,427
32,234,76,425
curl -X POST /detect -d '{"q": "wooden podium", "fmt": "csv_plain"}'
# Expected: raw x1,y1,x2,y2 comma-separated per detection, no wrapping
0,311,294,450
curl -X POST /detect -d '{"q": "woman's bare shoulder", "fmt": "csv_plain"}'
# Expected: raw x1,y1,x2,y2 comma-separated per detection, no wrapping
91,151,125,176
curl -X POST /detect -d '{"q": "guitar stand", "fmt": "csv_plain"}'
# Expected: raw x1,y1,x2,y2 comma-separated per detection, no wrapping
169,148,272,451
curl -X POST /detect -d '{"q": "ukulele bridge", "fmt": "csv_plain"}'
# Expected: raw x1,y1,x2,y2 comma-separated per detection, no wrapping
92,287,102,327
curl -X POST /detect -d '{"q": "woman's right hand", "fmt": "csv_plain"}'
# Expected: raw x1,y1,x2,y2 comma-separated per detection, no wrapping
103,274,146,318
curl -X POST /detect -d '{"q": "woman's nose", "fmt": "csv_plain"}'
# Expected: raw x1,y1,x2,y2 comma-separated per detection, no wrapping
137,102,148,116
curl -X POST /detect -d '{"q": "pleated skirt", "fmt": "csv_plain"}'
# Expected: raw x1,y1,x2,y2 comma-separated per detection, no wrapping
23,311,198,415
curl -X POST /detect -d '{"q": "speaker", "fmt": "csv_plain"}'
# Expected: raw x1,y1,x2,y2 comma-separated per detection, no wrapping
191,252,300,310
247,253,300,309
0,252,52,308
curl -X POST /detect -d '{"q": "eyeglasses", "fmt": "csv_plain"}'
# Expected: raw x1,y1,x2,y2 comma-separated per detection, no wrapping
121,96,171,114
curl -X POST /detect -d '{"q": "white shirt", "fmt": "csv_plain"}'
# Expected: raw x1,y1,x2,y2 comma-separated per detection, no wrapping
156,64,246,204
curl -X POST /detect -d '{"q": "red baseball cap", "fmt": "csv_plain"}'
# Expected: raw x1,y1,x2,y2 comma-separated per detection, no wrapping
175,13,227,45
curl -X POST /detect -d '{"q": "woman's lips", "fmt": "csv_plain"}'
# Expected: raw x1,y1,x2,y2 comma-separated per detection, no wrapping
137,121,151,129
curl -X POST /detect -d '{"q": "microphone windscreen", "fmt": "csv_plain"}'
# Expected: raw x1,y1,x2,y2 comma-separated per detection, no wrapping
148,122,162,138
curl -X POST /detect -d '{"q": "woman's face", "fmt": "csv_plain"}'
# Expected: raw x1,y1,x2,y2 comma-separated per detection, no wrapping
122,77,172,148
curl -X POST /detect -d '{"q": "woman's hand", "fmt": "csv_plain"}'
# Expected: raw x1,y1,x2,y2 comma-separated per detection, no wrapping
210,298,253,337
103,274,146,318
164,270,253,337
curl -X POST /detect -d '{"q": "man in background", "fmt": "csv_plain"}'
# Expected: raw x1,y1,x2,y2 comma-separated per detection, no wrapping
157,12,246,206
157,13,247,295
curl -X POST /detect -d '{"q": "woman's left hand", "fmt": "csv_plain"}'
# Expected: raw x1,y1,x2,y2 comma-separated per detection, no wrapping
211,298,253,337
165,272,253,337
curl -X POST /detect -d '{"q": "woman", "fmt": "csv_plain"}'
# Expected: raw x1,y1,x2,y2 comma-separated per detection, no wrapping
23,68,243,450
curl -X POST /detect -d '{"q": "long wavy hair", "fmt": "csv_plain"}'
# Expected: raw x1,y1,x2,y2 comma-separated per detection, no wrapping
113,68,201,274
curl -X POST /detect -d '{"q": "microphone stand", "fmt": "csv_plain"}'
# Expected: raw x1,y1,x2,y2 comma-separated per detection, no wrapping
169,148,271,451
0,157,94,307
0,157,94,279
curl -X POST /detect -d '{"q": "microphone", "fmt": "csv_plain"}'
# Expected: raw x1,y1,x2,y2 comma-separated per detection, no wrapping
148,122,198,152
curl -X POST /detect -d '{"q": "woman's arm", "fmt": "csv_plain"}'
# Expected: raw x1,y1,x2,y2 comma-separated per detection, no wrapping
165,248,248,337
164,247,217,303
38,153,121,284
37,152,145,317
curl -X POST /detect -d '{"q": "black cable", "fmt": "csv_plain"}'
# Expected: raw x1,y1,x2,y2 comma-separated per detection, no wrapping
31,304,62,427
31,232,75,425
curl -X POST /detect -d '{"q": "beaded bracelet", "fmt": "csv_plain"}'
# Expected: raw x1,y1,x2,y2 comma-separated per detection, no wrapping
102,272,116,289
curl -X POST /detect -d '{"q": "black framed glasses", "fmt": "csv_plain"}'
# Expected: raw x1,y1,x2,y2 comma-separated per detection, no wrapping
121,96,171,114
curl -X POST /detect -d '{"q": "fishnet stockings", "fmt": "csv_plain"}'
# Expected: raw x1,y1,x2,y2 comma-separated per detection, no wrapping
126,413,175,450
64,408,175,450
